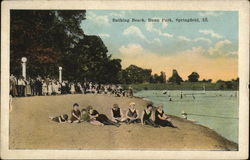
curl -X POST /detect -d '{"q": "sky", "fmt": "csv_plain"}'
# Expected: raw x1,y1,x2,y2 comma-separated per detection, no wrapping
80,10,238,81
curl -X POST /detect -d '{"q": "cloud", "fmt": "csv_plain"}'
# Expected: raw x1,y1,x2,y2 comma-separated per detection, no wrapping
194,37,212,44
119,43,145,57
208,40,237,57
123,25,148,40
116,44,237,81
122,25,162,44
178,36,191,42
199,29,223,39
199,11,223,17
98,33,110,38
162,21,168,29
109,11,125,17
152,38,161,44
178,36,212,44
145,21,173,38
87,11,110,26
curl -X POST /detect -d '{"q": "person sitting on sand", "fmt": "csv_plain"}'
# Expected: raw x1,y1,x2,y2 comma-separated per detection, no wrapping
154,104,177,128
110,104,125,123
88,106,120,127
141,104,159,128
81,108,90,122
124,102,141,124
70,103,81,123
50,114,69,123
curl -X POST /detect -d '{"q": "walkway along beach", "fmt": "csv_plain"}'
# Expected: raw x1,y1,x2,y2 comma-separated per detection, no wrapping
10,94,238,150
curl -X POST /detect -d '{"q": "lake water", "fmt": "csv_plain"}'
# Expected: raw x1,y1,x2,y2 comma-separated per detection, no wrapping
134,90,239,143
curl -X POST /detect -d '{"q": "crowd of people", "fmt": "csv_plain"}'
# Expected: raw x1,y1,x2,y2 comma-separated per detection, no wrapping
9,75,133,98
50,102,177,128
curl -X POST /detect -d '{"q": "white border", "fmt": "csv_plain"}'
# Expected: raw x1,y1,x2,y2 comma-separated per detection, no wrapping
1,0,249,159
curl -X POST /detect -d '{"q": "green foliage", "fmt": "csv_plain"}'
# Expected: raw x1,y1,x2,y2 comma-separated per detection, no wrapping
10,10,86,78
124,81,239,91
168,69,183,84
10,10,122,83
121,65,152,84
188,72,200,82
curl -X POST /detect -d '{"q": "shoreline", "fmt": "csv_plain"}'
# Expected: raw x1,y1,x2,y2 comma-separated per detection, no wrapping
10,94,238,150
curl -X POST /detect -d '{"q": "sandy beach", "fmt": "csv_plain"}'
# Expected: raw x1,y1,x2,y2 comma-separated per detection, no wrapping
9,94,238,150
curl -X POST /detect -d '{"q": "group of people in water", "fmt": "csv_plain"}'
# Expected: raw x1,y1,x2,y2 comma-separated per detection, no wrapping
50,102,177,128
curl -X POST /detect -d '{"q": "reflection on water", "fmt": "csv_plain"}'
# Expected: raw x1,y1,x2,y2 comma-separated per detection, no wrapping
134,90,239,143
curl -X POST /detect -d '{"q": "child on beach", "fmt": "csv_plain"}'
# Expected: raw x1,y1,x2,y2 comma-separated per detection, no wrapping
154,104,177,128
141,104,159,128
124,102,141,124
70,103,81,123
50,114,69,123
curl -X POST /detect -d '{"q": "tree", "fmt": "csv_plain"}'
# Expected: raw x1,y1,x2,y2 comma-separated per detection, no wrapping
122,65,152,84
188,72,200,82
10,10,86,78
168,69,183,84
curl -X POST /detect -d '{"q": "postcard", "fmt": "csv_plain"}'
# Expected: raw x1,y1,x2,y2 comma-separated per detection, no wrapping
1,0,249,159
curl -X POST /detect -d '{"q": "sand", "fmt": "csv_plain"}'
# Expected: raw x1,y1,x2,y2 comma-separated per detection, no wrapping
9,94,238,150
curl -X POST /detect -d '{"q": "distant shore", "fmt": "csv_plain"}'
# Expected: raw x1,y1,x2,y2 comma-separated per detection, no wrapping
123,82,239,91
10,94,238,150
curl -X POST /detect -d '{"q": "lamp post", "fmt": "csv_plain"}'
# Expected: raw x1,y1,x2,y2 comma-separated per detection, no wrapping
21,57,27,79
59,66,62,83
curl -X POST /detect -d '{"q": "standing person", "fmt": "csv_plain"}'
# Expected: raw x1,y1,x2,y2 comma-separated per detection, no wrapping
70,82,76,94
42,80,48,96
61,81,66,94
24,77,32,96
30,78,35,96
70,103,81,123
128,86,133,97
154,104,177,128
17,76,26,97
35,77,43,96
124,102,141,124
141,104,159,128
89,107,120,127
10,74,18,97
47,82,52,96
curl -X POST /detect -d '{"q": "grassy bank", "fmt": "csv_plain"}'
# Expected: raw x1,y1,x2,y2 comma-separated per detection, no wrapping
123,82,239,91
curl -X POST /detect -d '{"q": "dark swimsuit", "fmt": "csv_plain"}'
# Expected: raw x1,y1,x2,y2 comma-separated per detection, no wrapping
143,109,159,127
112,108,121,118
155,110,175,128
70,109,81,122
126,109,141,123
91,110,120,127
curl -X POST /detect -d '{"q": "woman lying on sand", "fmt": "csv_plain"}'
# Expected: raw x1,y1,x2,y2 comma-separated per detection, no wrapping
141,104,159,128
155,104,177,128
50,114,69,123
124,102,141,124
82,107,104,126
88,106,120,127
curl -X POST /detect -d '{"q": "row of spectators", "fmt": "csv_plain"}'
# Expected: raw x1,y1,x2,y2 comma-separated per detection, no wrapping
9,75,133,97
